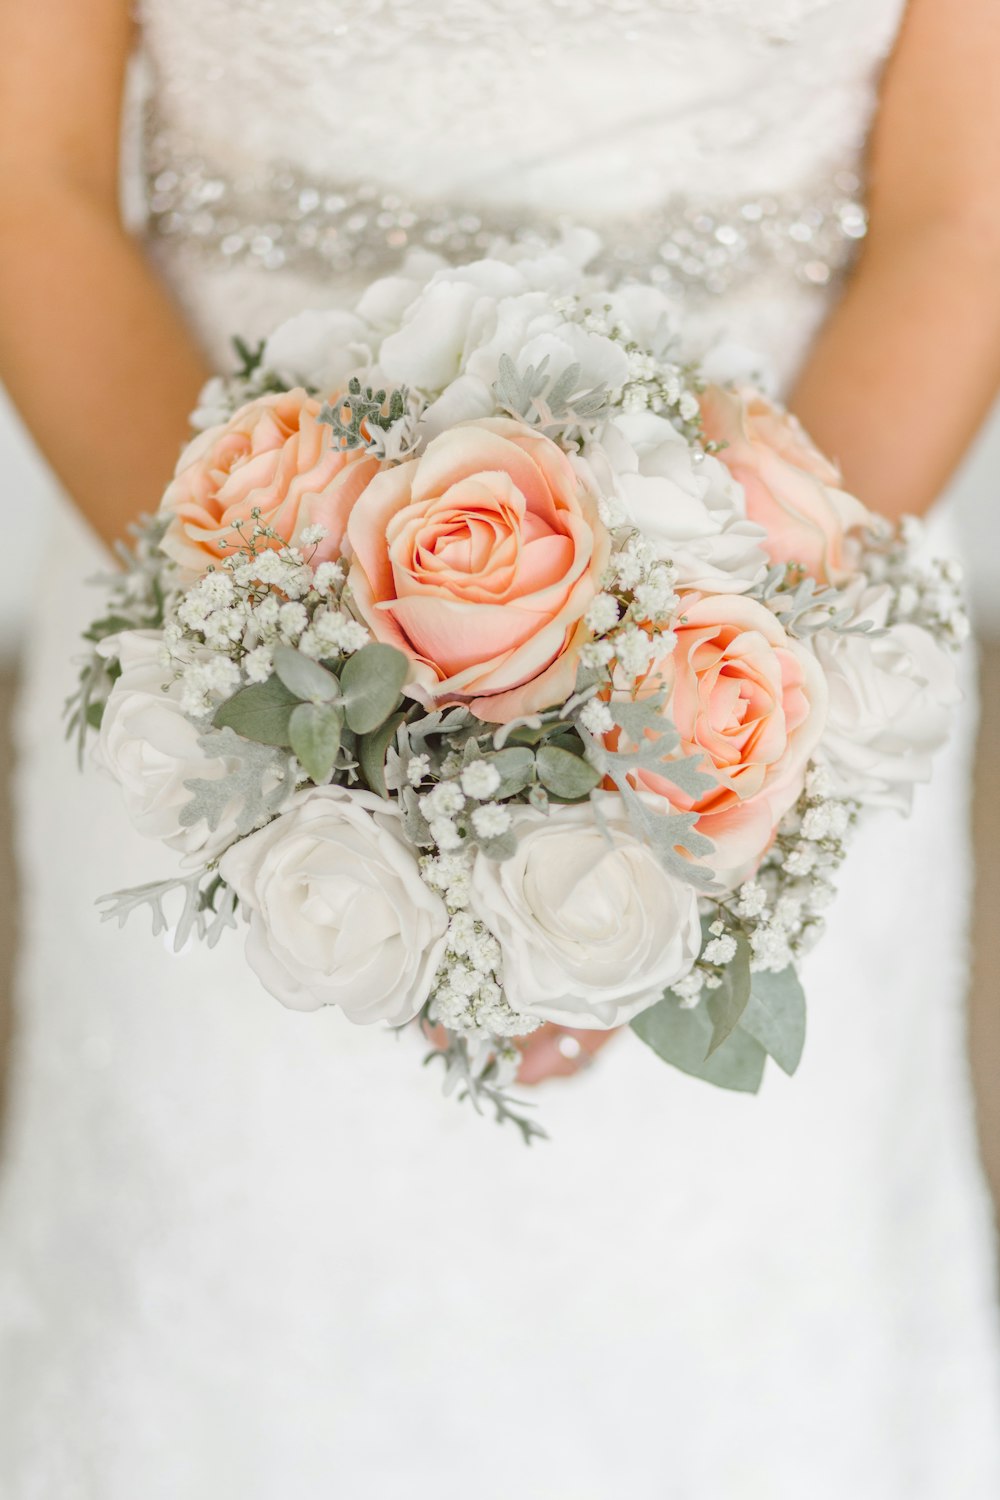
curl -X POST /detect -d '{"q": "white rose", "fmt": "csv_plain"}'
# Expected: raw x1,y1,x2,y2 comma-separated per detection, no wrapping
219,787,448,1022
470,796,701,1030
261,309,374,393
96,631,240,861
812,584,962,812
590,411,769,592
369,250,630,439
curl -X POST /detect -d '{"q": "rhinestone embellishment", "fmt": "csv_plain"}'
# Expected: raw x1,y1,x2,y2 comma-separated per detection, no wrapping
144,134,867,297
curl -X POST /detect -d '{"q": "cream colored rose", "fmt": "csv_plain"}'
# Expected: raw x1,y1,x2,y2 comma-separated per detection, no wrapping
470,797,701,1030
812,584,961,811
96,631,241,861
160,389,378,575
700,385,872,585
219,787,448,1023
346,417,610,723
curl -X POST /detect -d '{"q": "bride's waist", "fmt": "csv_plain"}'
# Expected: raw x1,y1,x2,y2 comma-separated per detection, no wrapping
142,129,869,301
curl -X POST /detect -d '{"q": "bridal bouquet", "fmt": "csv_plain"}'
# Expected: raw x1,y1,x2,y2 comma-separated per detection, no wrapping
70,234,966,1138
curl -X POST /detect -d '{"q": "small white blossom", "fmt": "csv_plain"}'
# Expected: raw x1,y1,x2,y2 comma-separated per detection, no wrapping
407,754,432,787
579,639,616,669
674,971,705,1009
703,933,738,966
278,601,308,640
783,845,817,878
421,782,466,819
460,762,502,799
471,803,512,839
614,626,656,679
299,524,329,548
749,924,792,973
429,817,463,851
579,698,615,735
312,561,344,594
735,880,767,919
585,593,621,635
243,646,274,684
805,763,835,799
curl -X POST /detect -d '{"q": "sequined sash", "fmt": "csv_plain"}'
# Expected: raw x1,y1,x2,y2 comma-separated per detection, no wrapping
144,132,868,296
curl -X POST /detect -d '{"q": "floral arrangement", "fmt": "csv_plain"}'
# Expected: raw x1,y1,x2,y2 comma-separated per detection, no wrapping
71,234,966,1140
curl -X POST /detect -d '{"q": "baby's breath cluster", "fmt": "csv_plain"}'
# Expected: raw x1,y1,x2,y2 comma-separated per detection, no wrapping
162,513,370,716
552,293,704,441
866,515,969,649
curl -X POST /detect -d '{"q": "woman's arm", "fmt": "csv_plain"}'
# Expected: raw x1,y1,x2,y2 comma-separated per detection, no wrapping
791,0,1000,520
0,0,210,549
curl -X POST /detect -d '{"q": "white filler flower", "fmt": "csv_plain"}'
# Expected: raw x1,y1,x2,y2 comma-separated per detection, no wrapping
220,787,448,1023
470,796,701,1030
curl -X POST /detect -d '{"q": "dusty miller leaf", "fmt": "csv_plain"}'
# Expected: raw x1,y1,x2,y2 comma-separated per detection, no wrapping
180,728,295,838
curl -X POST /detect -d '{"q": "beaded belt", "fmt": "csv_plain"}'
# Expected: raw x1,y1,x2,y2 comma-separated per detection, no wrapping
143,133,868,296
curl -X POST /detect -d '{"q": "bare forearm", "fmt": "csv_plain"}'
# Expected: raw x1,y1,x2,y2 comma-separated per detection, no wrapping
791,222,1000,523
0,179,210,549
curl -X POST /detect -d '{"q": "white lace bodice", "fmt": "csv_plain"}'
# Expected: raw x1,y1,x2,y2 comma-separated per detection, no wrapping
139,0,907,301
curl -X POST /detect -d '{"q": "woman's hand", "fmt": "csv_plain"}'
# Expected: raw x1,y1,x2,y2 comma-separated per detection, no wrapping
423,1020,621,1086
515,1024,621,1085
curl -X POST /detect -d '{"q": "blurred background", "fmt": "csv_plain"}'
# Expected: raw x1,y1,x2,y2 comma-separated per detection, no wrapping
1,389,998,1220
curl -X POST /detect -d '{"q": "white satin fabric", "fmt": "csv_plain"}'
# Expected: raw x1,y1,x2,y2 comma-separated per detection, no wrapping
3,3,1000,1496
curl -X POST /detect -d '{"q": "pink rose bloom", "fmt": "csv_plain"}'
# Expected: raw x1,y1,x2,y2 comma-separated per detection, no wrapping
700,385,872,585
613,592,827,889
160,389,379,574
347,417,610,722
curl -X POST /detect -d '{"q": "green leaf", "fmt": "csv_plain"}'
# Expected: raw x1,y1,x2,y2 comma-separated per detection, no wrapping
740,966,807,1076
631,994,766,1094
483,746,535,798
213,675,300,746
475,830,518,862
358,712,406,799
181,728,294,838
339,643,409,734
273,644,339,703
85,700,106,730
704,932,752,1056
535,745,601,801
289,701,343,783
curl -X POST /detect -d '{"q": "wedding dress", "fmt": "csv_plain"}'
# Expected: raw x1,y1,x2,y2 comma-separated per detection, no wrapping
3,2,1000,1495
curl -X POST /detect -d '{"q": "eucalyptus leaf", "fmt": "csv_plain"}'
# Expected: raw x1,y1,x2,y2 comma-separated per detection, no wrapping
740,965,807,1076
213,674,300,746
273,644,339,704
704,932,752,1055
340,643,409,734
631,993,766,1093
535,744,602,801
475,829,518,862
358,712,406,799
289,701,343,783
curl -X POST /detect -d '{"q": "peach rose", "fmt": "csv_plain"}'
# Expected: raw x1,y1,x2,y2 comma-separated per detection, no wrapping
160,389,379,574
700,385,872,585
612,592,827,889
346,417,610,722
